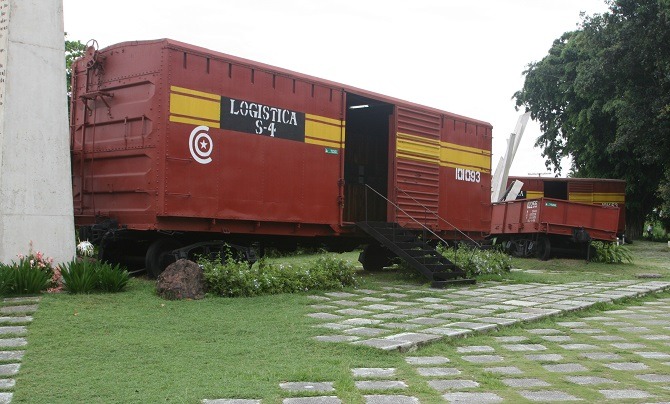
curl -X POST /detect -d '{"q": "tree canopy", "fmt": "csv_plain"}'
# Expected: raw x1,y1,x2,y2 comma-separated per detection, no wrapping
514,0,670,238
65,36,86,97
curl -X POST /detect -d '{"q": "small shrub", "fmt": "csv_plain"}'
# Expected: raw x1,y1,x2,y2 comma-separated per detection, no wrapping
437,244,512,278
61,259,130,294
96,263,130,293
591,241,633,264
200,254,358,297
61,260,98,294
0,265,16,295
11,258,52,295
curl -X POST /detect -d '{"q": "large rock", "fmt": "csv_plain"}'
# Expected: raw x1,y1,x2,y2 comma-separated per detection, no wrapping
156,259,205,300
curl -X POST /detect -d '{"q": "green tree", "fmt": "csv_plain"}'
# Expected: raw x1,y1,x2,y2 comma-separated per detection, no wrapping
514,0,670,239
65,35,86,100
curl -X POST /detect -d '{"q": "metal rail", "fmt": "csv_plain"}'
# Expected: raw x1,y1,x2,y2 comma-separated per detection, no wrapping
364,184,450,247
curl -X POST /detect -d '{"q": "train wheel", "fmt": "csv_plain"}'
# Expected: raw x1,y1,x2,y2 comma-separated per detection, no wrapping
536,237,551,261
145,238,181,279
358,244,394,272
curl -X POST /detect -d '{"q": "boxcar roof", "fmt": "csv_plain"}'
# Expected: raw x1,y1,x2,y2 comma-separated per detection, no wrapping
510,176,626,184
101,38,492,129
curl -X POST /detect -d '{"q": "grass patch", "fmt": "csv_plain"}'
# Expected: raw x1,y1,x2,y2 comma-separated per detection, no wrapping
11,240,670,402
16,279,404,403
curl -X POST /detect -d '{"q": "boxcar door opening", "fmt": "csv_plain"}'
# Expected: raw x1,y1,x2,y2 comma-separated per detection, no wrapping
343,93,393,223
544,181,568,200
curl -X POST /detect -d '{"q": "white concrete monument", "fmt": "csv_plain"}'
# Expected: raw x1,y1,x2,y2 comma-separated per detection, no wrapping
0,0,75,264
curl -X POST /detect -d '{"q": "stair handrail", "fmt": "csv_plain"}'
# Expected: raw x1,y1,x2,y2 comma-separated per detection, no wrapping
364,184,450,247
395,186,482,248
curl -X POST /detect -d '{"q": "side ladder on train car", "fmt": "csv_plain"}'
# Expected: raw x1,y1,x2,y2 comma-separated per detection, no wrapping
356,185,476,288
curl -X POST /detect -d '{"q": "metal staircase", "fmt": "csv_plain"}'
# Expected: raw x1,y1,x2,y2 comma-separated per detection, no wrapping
356,221,475,288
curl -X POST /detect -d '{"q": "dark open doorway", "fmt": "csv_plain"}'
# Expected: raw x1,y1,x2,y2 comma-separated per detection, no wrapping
544,180,568,200
343,93,393,223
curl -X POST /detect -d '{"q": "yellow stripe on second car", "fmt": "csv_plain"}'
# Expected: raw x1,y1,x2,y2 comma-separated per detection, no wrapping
396,132,491,172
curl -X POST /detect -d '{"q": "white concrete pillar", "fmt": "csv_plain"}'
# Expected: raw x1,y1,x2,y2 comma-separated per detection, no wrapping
0,0,75,265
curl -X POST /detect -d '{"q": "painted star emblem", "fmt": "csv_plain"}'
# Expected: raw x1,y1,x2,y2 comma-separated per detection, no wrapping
200,139,208,150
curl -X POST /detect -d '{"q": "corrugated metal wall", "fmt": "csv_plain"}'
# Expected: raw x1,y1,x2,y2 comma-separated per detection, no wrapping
394,107,441,228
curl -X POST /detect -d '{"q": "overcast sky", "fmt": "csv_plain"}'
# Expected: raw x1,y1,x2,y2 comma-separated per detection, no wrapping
62,0,610,176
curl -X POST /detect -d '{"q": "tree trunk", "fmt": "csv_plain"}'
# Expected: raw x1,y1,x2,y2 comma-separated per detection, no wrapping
626,212,645,240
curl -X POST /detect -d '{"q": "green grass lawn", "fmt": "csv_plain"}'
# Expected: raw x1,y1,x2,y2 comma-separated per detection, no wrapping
10,241,670,403
15,279,400,403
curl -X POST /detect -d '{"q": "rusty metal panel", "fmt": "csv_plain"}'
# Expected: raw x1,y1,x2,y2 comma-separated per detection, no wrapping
491,198,619,241
394,107,441,228
509,177,626,234
440,117,492,237
71,38,494,241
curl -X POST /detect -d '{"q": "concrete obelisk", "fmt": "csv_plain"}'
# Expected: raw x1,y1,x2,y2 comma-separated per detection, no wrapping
0,0,75,264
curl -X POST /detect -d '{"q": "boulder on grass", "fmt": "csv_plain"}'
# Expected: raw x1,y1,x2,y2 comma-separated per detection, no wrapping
156,259,205,300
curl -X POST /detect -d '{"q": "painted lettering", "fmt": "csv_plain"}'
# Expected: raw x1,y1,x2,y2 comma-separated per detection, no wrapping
455,168,481,183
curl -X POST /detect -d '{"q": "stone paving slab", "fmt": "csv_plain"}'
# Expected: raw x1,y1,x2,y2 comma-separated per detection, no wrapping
0,351,24,361
355,380,407,390
0,316,32,325
501,378,551,387
363,395,418,404
599,389,653,399
442,392,503,403
0,326,27,335
283,397,341,404
0,363,20,376
428,379,479,390
0,393,12,404
0,379,15,389
519,390,582,401
307,280,670,352
0,305,38,315
404,356,450,365
351,368,395,378
0,338,27,348
279,382,334,392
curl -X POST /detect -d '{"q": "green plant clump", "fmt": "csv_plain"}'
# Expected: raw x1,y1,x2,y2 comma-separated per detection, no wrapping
0,266,15,295
591,241,633,264
61,260,130,294
200,254,358,297
10,258,52,294
0,247,55,296
437,244,512,278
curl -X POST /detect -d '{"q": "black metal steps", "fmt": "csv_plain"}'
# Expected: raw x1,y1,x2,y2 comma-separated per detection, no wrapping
356,221,475,288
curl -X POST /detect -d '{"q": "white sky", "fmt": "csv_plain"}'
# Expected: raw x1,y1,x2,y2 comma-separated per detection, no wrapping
62,0,610,176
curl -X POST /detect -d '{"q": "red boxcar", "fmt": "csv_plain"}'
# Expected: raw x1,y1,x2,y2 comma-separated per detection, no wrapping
71,39,493,276
508,177,626,235
490,198,620,260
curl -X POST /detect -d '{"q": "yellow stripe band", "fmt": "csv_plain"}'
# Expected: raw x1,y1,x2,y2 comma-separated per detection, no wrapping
169,115,221,127
569,192,626,203
169,93,221,123
526,191,544,199
397,132,440,164
170,85,220,101
441,144,491,172
305,113,345,148
305,138,342,148
396,132,491,172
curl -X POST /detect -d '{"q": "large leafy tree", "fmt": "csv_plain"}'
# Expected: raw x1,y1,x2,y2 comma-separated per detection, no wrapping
65,36,86,103
514,0,670,238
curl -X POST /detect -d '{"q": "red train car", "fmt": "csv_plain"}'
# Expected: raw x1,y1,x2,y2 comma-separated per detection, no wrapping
71,39,492,276
490,198,620,260
508,177,626,235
